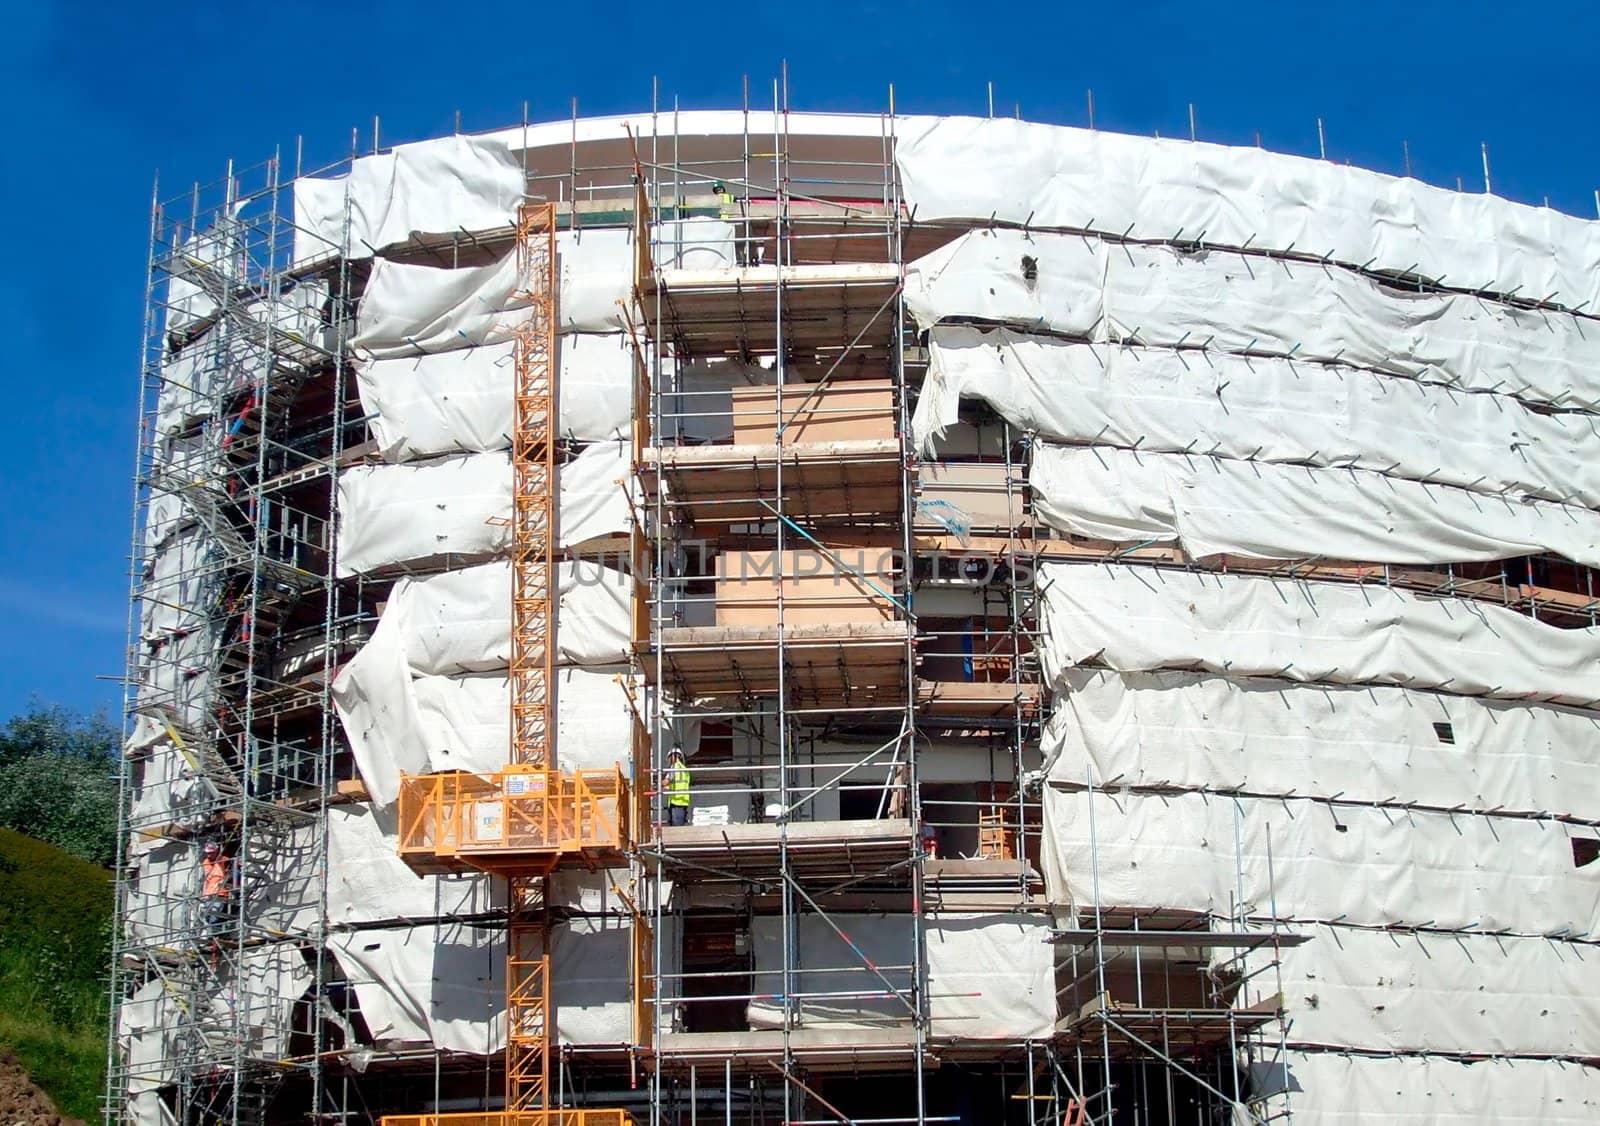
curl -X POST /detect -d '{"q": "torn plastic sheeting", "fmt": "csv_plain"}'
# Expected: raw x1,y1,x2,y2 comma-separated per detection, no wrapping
748,913,1053,1038
211,944,313,1059
355,332,634,461
917,328,1600,512
896,116,1600,315
376,558,632,676
292,136,523,264
1238,924,1600,1056
1243,1052,1600,1125
350,229,631,358
904,229,1600,410
1029,443,1600,567
1039,787,1600,935
328,922,506,1054
333,661,637,808
1036,563,1600,707
1046,669,1600,819
327,802,501,926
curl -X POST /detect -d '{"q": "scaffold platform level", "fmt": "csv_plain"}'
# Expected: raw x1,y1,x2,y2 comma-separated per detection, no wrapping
640,262,901,359
916,679,1042,719
382,1112,633,1126
395,767,629,877
1059,993,1284,1058
657,1027,921,1072
639,439,905,527
647,621,912,710
649,817,915,881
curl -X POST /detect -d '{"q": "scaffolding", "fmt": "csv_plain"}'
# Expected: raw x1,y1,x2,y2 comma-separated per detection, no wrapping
111,86,1600,1126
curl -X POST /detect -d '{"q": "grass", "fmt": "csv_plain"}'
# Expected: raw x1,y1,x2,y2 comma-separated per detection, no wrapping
0,828,113,1122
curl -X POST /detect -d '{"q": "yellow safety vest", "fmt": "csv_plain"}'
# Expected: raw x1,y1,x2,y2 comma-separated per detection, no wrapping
666,763,691,806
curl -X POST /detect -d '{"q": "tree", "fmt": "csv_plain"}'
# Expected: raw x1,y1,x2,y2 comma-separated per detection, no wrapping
0,703,120,867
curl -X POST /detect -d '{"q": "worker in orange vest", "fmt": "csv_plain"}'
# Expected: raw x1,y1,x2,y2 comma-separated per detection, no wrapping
200,841,232,936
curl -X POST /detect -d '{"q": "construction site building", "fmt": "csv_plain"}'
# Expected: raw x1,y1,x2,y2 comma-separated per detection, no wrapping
112,94,1600,1126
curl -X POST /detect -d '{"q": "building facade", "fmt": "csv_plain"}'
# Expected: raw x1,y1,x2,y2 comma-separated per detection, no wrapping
113,103,1600,1126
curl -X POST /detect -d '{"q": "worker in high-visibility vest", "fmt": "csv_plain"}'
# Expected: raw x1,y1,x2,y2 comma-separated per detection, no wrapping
665,747,692,826
200,841,232,935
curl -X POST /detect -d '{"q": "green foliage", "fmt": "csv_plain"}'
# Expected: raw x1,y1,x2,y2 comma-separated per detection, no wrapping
0,703,120,867
0,827,113,1121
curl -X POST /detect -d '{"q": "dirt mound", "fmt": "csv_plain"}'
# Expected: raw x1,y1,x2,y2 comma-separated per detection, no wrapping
0,1051,84,1126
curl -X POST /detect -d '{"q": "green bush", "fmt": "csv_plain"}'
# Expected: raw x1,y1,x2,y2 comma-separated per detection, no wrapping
0,703,120,867
0,821,115,1120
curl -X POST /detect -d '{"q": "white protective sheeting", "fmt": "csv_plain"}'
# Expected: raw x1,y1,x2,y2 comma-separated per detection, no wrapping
213,944,313,1058
329,923,505,1054
121,978,181,1105
924,914,1054,1040
1245,1052,1600,1125
905,229,1600,409
128,745,202,831
327,919,635,1049
334,661,636,808
355,333,634,460
917,328,1600,511
1036,564,1600,707
1045,669,1599,818
368,559,631,677
336,452,511,576
326,803,500,925
336,444,631,574
560,440,633,551
749,912,916,1030
1245,925,1600,1056
749,914,1053,1038
1039,788,1600,935
1029,444,1600,567
652,218,738,269
351,230,631,358
895,116,1600,314
124,840,193,946
292,135,525,264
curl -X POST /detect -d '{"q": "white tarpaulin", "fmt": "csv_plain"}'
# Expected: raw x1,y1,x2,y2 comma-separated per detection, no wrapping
124,840,192,946
336,444,632,575
895,116,1600,314
292,135,525,264
336,452,511,576
121,978,181,1106
1040,788,1600,935
924,914,1054,1040
356,333,634,460
1244,1052,1600,1125
749,913,1053,1038
128,744,201,831
916,328,1600,511
1244,925,1599,1056
329,922,505,1053
1029,444,1600,567
374,559,631,676
328,918,637,1049
351,230,631,358
905,229,1600,410
333,662,637,808
1036,564,1600,707
326,803,500,925
1045,669,1599,819
211,944,313,1058
652,218,738,269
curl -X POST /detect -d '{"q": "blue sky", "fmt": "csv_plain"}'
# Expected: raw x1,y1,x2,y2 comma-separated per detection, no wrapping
0,0,1594,722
